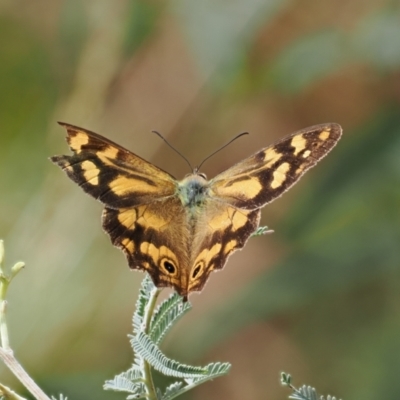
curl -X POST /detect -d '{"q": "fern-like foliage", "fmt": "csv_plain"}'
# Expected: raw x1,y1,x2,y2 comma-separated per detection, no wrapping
281,372,341,400
51,395,68,400
251,225,274,237
104,274,231,399
149,293,191,345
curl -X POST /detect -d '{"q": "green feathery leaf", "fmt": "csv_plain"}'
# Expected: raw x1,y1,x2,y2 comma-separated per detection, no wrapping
251,225,273,237
289,385,319,400
281,372,340,400
106,274,230,398
132,331,209,378
162,382,184,399
161,363,231,400
104,366,143,387
51,395,68,400
150,293,191,345
133,274,156,334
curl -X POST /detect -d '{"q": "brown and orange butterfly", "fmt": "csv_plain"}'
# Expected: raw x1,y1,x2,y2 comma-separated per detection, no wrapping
51,122,342,299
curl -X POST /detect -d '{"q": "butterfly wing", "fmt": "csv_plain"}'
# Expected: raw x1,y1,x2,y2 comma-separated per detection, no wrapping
51,123,193,295
51,122,177,208
187,202,260,294
102,198,192,295
208,123,342,210
186,123,342,293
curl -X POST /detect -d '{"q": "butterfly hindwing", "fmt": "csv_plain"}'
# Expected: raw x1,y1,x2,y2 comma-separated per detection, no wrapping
102,197,191,292
51,122,177,208
187,203,260,293
209,123,342,210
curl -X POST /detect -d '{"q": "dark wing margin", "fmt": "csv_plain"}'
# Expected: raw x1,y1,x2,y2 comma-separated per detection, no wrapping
209,123,342,210
50,122,177,208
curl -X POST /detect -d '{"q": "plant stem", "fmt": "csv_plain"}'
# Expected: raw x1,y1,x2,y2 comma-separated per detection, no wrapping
0,254,23,350
142,287,161,400
0,240,9,350
0,348,51,400
0,381,28,400
0,242,47,400
0,277,10,350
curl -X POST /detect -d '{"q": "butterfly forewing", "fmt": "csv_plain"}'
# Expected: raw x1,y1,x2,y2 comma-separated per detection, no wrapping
51,122,177,208
209,123,342,210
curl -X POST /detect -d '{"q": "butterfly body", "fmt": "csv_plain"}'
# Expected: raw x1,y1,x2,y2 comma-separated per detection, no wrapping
51,122,342,299
177,174,209,208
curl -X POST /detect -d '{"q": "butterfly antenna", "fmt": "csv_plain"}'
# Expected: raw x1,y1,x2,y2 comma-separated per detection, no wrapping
196,132,249,172
152,130,194,171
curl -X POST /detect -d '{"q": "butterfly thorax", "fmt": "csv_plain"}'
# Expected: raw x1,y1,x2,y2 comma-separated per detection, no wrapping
177,174,209,209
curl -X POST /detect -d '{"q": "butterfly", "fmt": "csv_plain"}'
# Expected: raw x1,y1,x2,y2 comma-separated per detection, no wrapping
51,122,342,300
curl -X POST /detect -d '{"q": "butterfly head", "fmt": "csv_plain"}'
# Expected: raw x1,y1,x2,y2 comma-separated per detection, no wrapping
192,169,207,180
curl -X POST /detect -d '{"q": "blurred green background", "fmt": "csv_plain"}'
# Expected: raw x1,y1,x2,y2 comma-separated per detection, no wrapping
1,1,400,399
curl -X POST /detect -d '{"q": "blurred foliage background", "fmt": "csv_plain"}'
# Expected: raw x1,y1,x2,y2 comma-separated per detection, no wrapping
1,0,400,399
